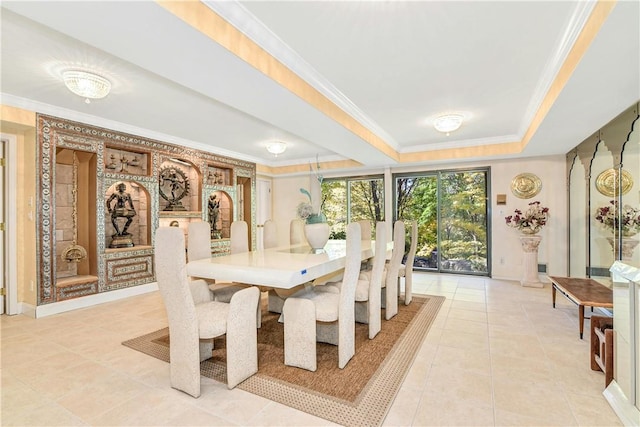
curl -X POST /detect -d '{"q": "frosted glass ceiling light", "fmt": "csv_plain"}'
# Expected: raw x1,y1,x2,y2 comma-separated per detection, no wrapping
434,114,464,135
62,70,111,104
266,141,287,157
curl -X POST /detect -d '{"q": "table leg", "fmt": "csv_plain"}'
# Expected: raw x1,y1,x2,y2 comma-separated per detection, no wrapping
579,304,585,339
552,285,556,308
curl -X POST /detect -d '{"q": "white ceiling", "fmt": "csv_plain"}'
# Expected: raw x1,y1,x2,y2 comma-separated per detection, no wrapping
1,1,638,171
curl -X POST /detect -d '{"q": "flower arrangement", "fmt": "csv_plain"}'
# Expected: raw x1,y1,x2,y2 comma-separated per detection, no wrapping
595,200,640,237
505,201,549,234
296,157,326,224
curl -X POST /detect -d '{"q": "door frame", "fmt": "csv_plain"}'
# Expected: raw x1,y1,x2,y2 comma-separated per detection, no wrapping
256,178,272,249
1,134,18,314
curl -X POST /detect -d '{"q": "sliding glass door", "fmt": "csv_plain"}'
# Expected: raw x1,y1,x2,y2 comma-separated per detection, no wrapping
322,175,384,240
395,168,489,275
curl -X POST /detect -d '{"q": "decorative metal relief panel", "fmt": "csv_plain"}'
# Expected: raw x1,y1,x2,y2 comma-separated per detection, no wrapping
36,114,255,305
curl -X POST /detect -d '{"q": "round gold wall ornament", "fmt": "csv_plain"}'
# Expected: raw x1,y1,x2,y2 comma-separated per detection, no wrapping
595,169,633,197
511,173,542,199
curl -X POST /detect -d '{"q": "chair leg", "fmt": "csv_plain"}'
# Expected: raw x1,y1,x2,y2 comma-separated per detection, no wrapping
169,329,201,398
385,277,398,320
226,287,260,389
404,274,412,305
368,291,381,339
337,306,355,369
283,298,317,371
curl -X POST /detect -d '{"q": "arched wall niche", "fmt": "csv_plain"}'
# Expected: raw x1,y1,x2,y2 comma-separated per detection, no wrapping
567,101,640,282
36,114,256,305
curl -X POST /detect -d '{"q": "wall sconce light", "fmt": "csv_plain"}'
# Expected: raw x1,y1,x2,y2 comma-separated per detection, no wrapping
266,141,287,157
434,114,464,136
62,69,112,104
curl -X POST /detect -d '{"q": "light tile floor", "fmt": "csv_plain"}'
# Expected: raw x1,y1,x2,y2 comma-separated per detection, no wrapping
1,273,622,426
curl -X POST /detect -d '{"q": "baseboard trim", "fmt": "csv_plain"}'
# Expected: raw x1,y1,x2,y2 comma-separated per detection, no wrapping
603,380,640,426
34,282,159,318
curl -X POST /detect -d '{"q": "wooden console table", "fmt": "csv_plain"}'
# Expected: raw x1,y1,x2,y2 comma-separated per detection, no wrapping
549,276,613,339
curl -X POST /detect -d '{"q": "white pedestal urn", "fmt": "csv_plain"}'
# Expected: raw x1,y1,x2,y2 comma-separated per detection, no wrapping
519,234,543,288
304,222,330,253
606,236,640,260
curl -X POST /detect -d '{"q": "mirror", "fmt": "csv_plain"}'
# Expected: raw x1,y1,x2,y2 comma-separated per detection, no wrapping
590,141,615,280
569,152,587,277
621,124,640,265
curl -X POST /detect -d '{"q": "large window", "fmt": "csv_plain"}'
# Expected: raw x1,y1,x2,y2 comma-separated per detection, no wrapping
322,176,384,239
395,168,490,275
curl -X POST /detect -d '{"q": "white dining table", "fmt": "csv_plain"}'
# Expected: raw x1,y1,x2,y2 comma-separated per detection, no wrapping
187,240,384,289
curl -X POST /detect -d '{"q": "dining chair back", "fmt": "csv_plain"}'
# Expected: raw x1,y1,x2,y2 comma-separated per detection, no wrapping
231,220,249,254
283,222,361,371
290,218,306,245
362,221,387,338
383,220,405,320
263,219,278,249
154,226,259,396
187,221,211,262
400,220,418,305
357,219,372,243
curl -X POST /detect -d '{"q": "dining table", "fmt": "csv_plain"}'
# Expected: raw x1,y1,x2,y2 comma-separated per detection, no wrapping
186,239,389,289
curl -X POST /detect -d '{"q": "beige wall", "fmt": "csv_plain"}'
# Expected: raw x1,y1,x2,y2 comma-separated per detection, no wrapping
0,102,570,307
1,105,38,306
271,155,568,282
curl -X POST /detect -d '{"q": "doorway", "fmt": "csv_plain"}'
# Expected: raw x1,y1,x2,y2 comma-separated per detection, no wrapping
1,134,18,315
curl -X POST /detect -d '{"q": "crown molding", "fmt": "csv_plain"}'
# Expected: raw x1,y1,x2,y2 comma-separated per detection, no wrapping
203,0,399,150
0,94,263,164
519,1,597,137
400,134,520,153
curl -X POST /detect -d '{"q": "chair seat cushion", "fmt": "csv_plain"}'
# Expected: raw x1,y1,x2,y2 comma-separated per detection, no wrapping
399,264,406,277
322,279,369,301
208,283,249,303
195,301,230,338
359,268,387,288
298,291,340,322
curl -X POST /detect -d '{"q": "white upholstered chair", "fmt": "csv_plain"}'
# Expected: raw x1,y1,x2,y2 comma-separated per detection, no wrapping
357,219,372,244
398,220,417,305
283,222,361,371
382,220,405,320
262,219,278,249
290,218,306,245
191,221,260,326
319,221,386,339
154,226,259,396
267,218,309,313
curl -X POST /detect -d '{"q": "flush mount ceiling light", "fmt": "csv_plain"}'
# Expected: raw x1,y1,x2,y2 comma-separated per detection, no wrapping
266,141,287,157
62,69,111,104
434,114,464,135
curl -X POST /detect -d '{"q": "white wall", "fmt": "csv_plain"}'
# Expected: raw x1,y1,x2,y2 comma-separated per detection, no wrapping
270,154,568,282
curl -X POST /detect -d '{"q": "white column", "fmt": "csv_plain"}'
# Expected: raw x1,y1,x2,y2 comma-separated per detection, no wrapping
520,235,542,288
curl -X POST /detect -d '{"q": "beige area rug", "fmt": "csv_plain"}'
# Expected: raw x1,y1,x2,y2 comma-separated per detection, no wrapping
122,295,444,426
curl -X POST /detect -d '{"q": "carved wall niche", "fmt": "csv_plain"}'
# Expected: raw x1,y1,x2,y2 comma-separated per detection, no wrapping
104,181,150,248
567,102,640,279
36,114,256,306
158,158,201,212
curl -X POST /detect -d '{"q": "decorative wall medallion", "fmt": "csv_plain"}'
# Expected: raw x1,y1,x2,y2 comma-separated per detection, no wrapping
511,173,542,199
595,169,633,197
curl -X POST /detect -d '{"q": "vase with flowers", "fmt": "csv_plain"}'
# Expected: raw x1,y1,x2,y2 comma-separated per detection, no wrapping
297,158,330,252
595,200,640,237
505,201,549,235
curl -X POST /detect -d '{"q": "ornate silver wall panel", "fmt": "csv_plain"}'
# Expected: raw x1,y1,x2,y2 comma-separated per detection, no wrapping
36,114,256,305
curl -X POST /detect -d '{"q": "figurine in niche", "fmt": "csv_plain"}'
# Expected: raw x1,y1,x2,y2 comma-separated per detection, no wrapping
158,166,190,211
208,193,221,239
106,182,137,248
